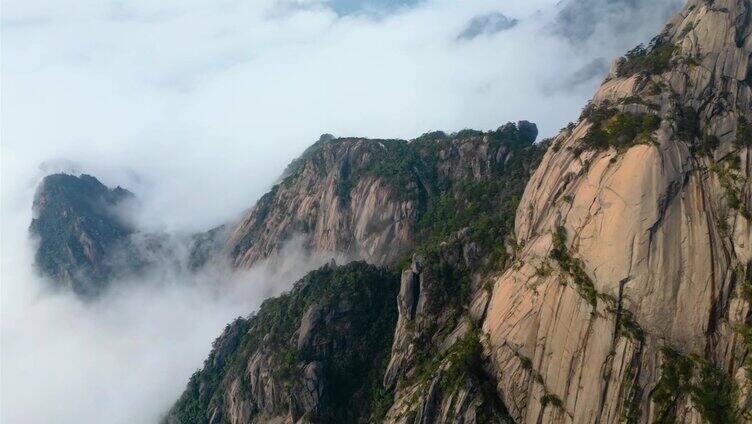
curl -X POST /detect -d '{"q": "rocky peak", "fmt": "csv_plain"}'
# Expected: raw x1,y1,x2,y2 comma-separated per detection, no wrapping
29,173,134,296
224,124,542,270
484,0,752,421
29,173,223,297
163,262,399,424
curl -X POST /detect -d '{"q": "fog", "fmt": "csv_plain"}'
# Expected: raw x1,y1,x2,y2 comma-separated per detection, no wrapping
2,193,347,423
2,0,682,422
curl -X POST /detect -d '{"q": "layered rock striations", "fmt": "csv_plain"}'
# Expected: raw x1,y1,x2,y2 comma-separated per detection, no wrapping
224,124,540,269
163,124,544,423
484,0,752,421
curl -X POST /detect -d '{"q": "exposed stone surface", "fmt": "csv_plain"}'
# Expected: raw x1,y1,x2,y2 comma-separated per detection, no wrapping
224,125,539,270
29,174,229,297
485,0,752,421
29,173,135,296
165,123,543,423
381,238,515,424
163,262,399,424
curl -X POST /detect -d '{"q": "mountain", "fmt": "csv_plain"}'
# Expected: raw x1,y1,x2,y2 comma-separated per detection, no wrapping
224,122,541,270
29,173,216,296
29,174,136,297
164,261,400,424
158,124,544,423
484,0,752,421
29,122,540,296
164,0,752,422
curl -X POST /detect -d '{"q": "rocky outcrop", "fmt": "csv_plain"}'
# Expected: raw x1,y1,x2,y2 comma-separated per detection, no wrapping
224,123,540,270
29,173,135,296
484,0,752,421
166,123,544,423
29,173,227,296
163,261,399,424
380,234,515,424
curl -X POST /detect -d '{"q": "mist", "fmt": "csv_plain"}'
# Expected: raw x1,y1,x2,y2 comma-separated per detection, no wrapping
2,0,683,422
1,184,349,423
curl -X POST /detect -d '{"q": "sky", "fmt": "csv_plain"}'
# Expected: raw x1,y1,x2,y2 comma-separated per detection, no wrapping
1,0,682,422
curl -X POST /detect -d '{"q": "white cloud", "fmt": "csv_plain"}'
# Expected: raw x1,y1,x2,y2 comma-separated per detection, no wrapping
2,0,679,231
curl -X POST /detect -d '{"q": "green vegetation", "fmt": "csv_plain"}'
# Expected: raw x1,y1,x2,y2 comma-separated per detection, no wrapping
736,262,752,381
540,393,564,410
712,155,751,220
388,122,544,340
576,105,660,154
650,347,696,424
29,174,135,297
617,309,645,342
674,106,730,157
550,226,599,309
367,385,394,424
675,106,700,142
692,130,720,157
414,123,544,259
650,346,740,424
166,262,399,424
616,39,676,77
736,116,752,147
440,325,485,392
173,123,547,423
416,179,521,266
332,122,540,205
400,325,511,422
621,360,644,424
363,139,434,201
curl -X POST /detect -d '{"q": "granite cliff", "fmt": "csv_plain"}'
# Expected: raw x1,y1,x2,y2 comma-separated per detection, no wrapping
484,0,752,421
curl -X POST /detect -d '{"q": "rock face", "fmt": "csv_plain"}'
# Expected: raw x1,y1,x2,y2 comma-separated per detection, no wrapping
224,123,540,270
380,235,516,424
29,173,135,296
163,261,399,424
484,0,752,422
164,124,543,423
29,173,224,296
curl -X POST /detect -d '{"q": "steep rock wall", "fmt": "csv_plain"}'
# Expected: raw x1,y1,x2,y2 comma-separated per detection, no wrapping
224,125,539,270
484,0,752,422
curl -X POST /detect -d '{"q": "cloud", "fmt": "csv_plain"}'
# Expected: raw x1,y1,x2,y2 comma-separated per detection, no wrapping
326,0,423,16
457,12,518,40
555,0,683,44
1,185,347,423
1,0,684,422
541,57,610,95
1,0,682,232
